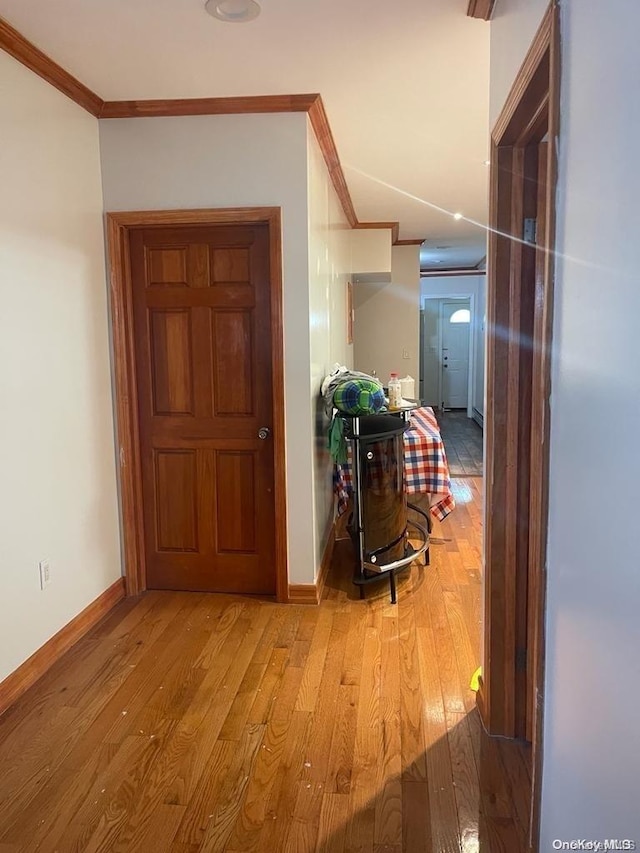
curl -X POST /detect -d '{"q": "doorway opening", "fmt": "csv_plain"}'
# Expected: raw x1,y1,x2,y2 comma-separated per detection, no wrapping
419,271,487,426
480,2,560,849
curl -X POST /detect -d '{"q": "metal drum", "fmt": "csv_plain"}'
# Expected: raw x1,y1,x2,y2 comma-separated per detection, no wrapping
355,417,407,568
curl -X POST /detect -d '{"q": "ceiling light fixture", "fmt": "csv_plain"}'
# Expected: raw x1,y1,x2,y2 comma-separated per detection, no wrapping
205,0,261,23
453,212,463,220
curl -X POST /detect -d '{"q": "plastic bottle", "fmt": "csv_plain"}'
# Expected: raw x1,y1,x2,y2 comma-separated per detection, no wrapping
388,372,402,410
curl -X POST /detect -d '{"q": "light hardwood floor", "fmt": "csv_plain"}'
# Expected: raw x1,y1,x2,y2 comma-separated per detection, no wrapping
0,477,530,852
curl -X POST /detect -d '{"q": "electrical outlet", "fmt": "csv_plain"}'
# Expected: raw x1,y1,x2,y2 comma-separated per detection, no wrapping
402,348,410,360
39,559,51,590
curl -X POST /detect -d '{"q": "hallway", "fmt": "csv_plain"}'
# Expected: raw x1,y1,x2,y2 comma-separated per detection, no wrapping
435,410,484,479
0,479,529,852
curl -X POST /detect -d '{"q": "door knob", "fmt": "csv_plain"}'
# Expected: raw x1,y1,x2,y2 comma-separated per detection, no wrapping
258,427,271,440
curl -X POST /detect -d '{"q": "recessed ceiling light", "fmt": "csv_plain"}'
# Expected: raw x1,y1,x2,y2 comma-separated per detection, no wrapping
205,0,261,23
484,159,491,166
453,212,463,220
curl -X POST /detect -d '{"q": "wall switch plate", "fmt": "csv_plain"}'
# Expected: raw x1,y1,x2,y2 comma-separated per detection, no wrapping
402,349,410,359
39,559,51,590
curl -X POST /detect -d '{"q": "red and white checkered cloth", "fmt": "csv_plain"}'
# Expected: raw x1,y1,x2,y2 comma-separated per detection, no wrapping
334,406,455,521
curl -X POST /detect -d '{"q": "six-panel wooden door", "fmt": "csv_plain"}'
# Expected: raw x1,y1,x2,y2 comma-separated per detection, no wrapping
129,224,276,594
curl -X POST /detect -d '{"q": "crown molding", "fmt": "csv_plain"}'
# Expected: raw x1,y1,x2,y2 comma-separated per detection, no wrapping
99,93,317,119
420,267,486,277
306,95,358,227
0,16,427,243
467,0,496,21
0,16,103,116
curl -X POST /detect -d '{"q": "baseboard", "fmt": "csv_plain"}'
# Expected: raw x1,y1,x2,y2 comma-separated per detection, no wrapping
316,522,336,602
0,577,126,717
287,583,319,605
287,519,336,606
472,407,484,429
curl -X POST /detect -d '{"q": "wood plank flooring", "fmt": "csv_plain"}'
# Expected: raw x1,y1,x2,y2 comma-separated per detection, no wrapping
0,478,530,852
435,411,483,478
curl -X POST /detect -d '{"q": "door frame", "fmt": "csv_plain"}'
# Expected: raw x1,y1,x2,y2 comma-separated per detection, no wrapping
478,1,559,848
421,293,476,417
106,207,288,602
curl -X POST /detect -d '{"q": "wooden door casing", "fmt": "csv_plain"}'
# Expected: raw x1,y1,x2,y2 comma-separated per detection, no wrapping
129,223,276,594
481,4,559,850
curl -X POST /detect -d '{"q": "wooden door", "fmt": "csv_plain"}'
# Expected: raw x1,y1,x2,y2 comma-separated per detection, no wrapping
129,224,276,594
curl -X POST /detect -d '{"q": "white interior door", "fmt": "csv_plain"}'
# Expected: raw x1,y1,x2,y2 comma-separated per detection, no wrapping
441,300,471,408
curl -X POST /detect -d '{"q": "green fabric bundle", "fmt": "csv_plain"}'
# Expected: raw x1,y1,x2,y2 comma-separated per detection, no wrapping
332,378,385,416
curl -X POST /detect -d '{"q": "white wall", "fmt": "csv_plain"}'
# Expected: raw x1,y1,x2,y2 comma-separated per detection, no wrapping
0,52,121,682
421,300,440,405
420,274,486,415
99,112,317,585
353,245,421,386
543,0,640,842
490,0,550,126
306,124,353,575
351,229,392,278
492,0,640,842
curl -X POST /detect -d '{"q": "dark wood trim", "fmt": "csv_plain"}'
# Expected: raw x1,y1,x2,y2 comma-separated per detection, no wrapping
395,238,425,246
0,578,125,716
483,142,513,735
467,0,496,20
267,209,289,606
106,207,289,603
106,216,146,597
287,584,319,605
99,93,318,119
475,676,488,724
483,2,559,849
306,95,359,228
316,522,336,602
529,7,560,849
0,15,103,116
420,268,487,277
483,0,556,736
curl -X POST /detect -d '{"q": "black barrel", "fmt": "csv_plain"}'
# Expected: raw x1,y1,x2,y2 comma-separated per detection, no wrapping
345,414,408,569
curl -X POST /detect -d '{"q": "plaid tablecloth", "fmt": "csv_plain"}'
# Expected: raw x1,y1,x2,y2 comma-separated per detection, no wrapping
334,406,455,521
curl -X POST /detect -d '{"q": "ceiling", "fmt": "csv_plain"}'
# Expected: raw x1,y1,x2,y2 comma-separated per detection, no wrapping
0,0,491,270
